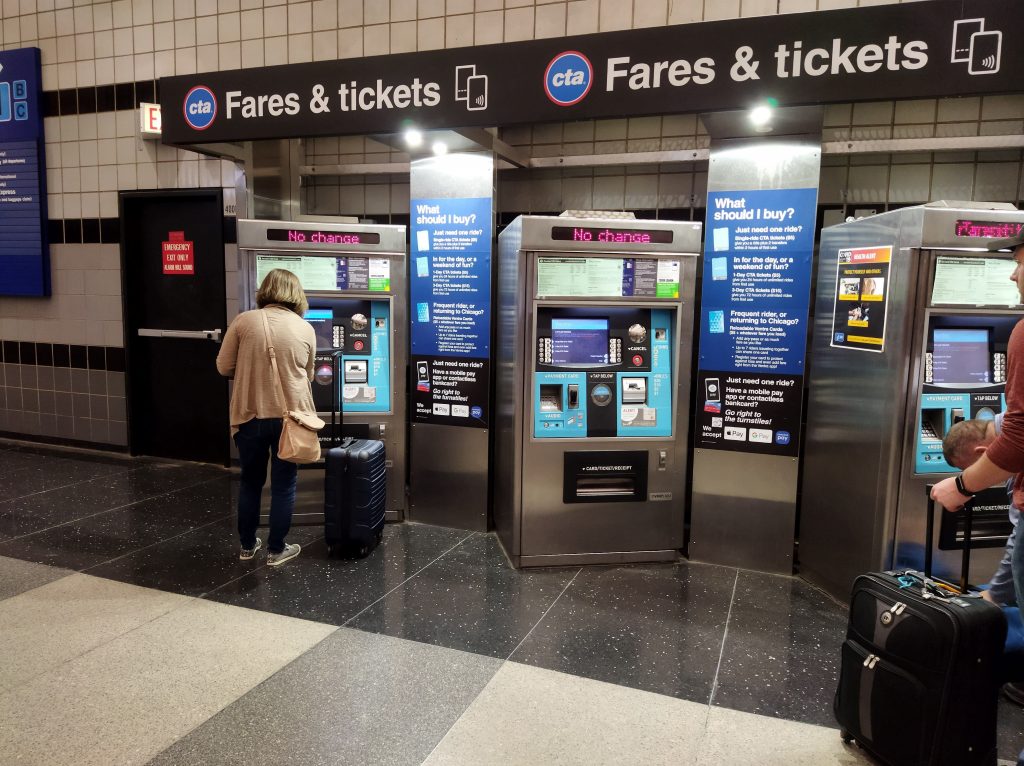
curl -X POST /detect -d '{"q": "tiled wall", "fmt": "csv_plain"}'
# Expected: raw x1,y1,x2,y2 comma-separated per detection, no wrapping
0,339,126,446
1,0,1021,449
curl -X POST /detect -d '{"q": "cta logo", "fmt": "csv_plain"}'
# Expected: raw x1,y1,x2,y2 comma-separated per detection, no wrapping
183,86,217,130
544,51,592,107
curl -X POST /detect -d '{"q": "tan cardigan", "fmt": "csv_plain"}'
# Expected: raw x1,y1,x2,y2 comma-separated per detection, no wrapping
216,306,317,431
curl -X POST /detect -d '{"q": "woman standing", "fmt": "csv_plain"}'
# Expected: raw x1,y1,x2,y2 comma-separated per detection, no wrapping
216,269,316,566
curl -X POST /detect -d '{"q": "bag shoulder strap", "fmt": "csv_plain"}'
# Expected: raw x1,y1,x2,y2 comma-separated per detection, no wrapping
259,308,289,417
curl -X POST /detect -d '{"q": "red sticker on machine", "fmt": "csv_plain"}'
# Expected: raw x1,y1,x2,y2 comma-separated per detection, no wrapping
162,231,194,275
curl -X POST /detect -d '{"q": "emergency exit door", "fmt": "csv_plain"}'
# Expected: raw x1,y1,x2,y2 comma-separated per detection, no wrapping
120,190,230,465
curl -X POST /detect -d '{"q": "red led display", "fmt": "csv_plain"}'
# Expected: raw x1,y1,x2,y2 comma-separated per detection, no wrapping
266,228,380,245
551,226,674,244
954,220,1024,240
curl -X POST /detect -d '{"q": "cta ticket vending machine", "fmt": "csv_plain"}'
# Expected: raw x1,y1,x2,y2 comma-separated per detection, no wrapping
237,219,407,522
495,216,702,567
800,202,1024,600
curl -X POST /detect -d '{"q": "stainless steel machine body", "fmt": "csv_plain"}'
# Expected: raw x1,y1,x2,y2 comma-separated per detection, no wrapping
237,218,408,522
495,215,702,567
800,202,1024,601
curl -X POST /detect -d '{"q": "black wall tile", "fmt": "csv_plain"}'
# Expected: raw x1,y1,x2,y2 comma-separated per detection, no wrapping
82,218,101,244
100,217,120,244
48,219,65,244
77,86,97,114
43,89,60,118
96,84,116,112
87,346,106,370
36,343,53,366
64,218,82,244
106,347,125,373
70,345,88,369
58,88,77,116
18,341,36,365
52,344,70,367
135,80,155,105
115,82,135,110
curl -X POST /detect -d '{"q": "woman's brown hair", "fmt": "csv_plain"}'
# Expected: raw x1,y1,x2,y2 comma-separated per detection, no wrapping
256,269,309,316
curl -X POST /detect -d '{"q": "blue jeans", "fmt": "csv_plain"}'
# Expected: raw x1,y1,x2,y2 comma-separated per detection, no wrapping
234,418,297,555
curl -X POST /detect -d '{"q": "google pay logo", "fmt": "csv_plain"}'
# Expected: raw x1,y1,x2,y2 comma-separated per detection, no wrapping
183,86,217,130
544,51,593,106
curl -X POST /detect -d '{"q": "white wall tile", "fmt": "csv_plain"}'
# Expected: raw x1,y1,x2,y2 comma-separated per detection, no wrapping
504,7,533,41
364,23,389,54
598,0,630,31
391,0,416,21
469,10,500,44
566,0,597,34
338,26,363,57
365,0,389,24
288,2,313,33
240,38,263,67
705,0,739,20
419,0,444,17
339,0,363,27
445,12,472,46
390,20,416,52
417,17,444,50
289,33,313,63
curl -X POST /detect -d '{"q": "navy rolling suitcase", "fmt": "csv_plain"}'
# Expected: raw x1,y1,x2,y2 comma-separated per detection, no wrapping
324,437,386,557
323,354,386,558
834,490,1006,765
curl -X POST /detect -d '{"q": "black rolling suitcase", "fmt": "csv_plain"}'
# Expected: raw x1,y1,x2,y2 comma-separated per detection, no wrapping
323,354,387,558
834,489,1007,765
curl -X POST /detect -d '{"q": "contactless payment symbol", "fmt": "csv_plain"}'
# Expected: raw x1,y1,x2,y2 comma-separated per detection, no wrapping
544,51,593,107
183,86,217,130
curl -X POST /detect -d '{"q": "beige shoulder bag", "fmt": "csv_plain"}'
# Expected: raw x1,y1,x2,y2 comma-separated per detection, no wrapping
259,309,325,464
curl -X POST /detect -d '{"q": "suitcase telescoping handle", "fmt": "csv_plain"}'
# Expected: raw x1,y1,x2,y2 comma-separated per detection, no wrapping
332,351,344,448
924,484,975,594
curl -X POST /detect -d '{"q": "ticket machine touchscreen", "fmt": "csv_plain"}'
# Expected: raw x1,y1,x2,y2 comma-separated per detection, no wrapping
917,317,1013,472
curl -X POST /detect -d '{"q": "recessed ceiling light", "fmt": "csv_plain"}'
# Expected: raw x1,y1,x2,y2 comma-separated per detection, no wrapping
404,128,423,148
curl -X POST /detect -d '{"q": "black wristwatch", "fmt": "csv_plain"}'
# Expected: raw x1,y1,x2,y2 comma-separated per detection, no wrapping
955,473,979,498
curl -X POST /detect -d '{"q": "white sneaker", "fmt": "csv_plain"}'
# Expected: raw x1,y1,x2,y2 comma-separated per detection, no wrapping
267,543,301,567
239,537,262,561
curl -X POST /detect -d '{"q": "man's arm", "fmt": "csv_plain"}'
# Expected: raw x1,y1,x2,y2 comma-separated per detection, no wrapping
932,453,1015,509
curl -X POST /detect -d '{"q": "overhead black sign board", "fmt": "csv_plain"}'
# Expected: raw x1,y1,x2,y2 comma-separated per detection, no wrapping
160,0,1022,145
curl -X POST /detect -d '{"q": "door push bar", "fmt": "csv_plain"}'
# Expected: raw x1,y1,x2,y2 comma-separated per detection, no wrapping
137,328,223,343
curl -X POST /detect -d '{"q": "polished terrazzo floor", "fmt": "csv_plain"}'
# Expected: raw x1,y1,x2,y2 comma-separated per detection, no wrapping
1,438,1022,765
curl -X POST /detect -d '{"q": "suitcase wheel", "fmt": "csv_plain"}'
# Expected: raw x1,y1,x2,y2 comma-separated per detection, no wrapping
840,730,853,745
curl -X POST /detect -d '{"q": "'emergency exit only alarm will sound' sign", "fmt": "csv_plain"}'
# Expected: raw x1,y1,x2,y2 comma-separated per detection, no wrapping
162,231,194,275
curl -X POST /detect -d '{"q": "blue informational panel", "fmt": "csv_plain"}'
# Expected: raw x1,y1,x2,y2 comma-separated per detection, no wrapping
695,187,817,456
409,196,492,428
0,47,49,297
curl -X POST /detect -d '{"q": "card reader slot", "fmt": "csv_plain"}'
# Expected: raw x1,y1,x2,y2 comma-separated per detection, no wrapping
920,409,945,442
575,476,636,497
540,384,564,413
